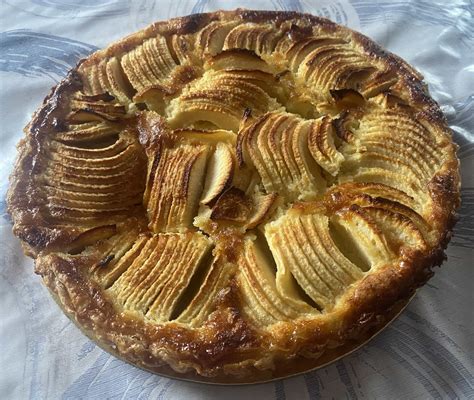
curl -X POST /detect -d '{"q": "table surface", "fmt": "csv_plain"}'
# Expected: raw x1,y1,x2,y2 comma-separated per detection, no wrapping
0,1,473,399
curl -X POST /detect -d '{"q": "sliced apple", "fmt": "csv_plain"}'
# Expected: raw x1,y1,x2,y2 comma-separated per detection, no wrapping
66,109,121,123
166,95,243,132
133,84,174,114
66,224,117,254
54,122,117,142
196,20,238,55
146,144,209,233
70,97,126,118
210,187,252,223
329,88,365,109
285,37,347,72
176,254,234,326
201,143,235,206
176,128,236,147
239,112,326,201
307,115,344,176
166,69,276,132
362,207,427,253
120,36,177,93
223,23,280,56
78,63,102,95
331,207,394,269
246,192,278,229
237,236,314,327
360,69,398,98
206,49,273,72
104,56,135,104
169,34,196,65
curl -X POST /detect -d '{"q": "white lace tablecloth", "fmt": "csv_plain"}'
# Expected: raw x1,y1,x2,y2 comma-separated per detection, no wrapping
1,1,473,399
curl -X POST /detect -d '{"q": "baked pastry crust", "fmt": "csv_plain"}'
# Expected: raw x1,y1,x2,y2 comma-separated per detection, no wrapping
8,9,460,382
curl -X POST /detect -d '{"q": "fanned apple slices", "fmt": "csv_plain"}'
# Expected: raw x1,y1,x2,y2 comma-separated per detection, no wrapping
8,10,459,381
106,231,212,322
337,106,452,216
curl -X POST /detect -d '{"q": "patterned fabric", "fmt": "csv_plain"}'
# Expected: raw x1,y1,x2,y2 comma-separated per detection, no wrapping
0,1,472,399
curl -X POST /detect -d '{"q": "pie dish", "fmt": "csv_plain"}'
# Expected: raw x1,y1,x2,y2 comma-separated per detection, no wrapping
7,9,460,383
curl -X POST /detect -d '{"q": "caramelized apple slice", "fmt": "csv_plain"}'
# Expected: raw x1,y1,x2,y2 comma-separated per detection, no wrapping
238,236,315,327
239,111,326,201
106,232,212,322
331,206,394,268
103,57,135,104
337,106,448,215
246,192,278,229
175,128,236,146
167,69,280,131
66,109,122,123
284,37,348,72
70,94,126,119
93,232,150,288
54,122,118,143
176,252,234,326
223,23,283,56
201,143,235,205
79,56,136,107
196,20,238,55
307,115,344,175
362,207,427,252
330,182,432,243
265,210,363,311
35,126,145,233
65,225,117,254
146,233,212,322
210,188,252,223
78,63,102,95
146,144,209,233
295,42,378,101
206,49,274,72
168,34,196,65
121,36,177,93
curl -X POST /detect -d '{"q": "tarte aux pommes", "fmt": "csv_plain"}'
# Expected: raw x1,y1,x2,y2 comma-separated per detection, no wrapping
8,9,460,383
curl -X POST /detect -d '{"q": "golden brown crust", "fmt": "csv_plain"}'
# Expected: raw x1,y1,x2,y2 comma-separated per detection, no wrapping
7,9,460,382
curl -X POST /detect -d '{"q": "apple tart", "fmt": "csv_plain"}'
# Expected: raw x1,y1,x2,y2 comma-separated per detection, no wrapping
8,9,460,382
